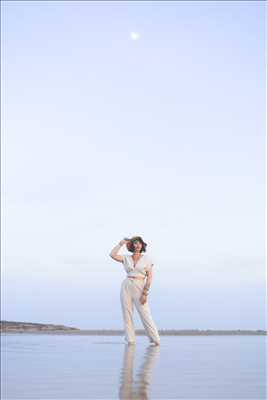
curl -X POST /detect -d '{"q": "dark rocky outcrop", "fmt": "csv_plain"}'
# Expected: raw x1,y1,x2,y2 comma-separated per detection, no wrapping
0,320,80,332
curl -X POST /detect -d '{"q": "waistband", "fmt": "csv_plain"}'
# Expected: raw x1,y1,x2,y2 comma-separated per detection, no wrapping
127,276,146,280
124,277,145,288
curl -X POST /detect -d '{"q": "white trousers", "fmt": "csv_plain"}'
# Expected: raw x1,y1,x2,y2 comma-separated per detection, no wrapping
120,277,161,344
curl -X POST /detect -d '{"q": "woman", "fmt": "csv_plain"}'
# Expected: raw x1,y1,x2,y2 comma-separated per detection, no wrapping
109,236,160,346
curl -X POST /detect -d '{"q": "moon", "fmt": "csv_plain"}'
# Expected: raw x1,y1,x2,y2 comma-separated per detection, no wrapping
130,32,140,41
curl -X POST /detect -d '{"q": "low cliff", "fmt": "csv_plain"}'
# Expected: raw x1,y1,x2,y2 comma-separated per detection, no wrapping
0,320,80,332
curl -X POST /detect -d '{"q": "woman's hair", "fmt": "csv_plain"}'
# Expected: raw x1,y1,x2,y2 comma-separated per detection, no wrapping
126,236,147,253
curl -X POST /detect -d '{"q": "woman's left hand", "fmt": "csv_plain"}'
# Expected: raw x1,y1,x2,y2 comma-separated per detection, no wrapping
140,294,147,305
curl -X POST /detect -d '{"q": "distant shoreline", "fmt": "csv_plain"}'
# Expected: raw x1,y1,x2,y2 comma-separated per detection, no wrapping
1,321,266,335
2,330,266,336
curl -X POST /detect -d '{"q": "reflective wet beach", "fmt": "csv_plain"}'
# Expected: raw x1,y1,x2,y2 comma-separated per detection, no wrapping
2,334,266,399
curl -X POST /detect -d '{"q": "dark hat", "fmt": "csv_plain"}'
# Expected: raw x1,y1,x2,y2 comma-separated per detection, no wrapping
126,235,147,252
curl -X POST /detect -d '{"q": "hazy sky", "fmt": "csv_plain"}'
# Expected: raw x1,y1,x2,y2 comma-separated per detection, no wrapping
1,1,265,330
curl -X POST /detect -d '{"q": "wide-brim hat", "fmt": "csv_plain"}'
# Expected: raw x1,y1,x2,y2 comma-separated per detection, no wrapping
126,236,147,251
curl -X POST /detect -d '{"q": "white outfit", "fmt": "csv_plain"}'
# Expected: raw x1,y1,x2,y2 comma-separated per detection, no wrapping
120,253,161,345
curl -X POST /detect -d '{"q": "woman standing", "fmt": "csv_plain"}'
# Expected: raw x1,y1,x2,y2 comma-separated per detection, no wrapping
109,236,160,346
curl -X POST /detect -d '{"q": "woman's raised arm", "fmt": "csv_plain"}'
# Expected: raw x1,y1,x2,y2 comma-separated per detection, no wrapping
109,239,128,262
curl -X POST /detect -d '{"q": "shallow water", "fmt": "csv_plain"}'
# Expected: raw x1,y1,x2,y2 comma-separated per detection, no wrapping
1,334,266,399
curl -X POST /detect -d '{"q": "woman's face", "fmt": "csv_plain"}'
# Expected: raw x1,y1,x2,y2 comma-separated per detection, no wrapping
132,239,142,252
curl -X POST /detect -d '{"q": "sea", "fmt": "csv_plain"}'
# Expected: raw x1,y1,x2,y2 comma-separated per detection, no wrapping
1,333,266,399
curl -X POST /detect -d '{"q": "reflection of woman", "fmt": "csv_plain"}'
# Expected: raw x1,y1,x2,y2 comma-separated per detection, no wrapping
109,236,160,345
119,344,160,400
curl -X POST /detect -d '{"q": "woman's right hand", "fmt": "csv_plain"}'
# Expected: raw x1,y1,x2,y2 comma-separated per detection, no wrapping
119,239,129,246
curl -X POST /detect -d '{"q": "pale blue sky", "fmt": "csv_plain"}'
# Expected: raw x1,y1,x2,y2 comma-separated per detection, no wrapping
1,1,265,330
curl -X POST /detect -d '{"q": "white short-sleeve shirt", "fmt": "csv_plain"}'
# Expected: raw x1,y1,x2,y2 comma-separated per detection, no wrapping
122,253,154,277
